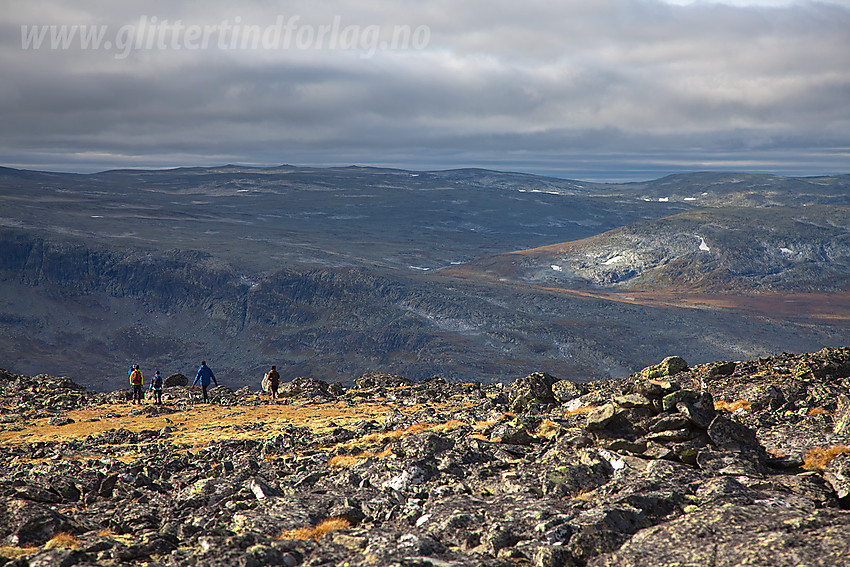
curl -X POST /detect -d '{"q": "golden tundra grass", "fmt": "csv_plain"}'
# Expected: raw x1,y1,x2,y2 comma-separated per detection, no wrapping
44,533,82,550
0,546,40,560
276,517,351,541
0,396,473,464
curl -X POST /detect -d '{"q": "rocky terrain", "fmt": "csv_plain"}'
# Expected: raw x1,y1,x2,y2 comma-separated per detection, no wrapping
2,346,850,566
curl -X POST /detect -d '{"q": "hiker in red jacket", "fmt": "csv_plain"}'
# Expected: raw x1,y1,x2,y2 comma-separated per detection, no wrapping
129,365,144,404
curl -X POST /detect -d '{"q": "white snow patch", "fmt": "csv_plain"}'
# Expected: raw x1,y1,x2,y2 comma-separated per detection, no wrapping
91,215,103,218
603,255,624,265
598,448,625,472
684,197,697,201
658,197,669,202
551,264,563,272
697,236,710,252
408,266,430,271
780,247,793,254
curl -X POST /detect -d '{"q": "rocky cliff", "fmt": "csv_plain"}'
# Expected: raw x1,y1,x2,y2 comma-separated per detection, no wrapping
1,347,850,566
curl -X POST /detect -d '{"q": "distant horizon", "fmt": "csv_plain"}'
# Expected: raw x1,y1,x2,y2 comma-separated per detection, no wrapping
3,161,848,185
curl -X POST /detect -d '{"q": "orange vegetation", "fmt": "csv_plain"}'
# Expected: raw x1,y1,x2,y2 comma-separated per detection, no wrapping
803,445,850,470
564,405,596,417
714,400,752,412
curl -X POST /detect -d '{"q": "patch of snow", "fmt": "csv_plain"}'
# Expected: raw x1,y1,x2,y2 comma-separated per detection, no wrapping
697,236,710,252
658,197,669,202
409,266,430,271
684,197,697,201
236,189,250,193
603,255,624,265
551,265,563,272
91,215,103,218
598,448,625,472
780,247,793,254
643,198,652,202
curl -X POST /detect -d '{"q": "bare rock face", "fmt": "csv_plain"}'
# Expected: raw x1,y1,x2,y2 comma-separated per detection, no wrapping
1,348,850,566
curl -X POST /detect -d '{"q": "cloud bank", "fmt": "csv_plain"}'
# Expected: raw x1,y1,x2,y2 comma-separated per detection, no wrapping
1,0,848,180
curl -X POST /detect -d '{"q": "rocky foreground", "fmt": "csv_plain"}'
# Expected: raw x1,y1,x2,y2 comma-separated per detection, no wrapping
2,349,850,566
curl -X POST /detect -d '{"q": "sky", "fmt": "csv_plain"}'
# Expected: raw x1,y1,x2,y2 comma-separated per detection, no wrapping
1,0,849,182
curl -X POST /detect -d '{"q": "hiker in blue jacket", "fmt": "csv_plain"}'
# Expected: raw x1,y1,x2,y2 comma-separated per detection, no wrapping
192,361,218,403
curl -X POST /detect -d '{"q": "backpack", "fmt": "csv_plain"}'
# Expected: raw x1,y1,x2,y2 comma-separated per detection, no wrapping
130,369,142,385
152,374,163,389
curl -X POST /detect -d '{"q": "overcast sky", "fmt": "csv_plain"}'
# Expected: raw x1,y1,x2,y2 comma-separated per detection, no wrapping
2,0,848,181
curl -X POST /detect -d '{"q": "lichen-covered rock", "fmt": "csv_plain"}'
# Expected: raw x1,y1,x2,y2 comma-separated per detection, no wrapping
552,379,587,403
824,452,850,501
640,356,689,380
589,504,850,567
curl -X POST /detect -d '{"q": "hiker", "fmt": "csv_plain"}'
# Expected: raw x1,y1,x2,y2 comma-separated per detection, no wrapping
129,364,144,404
266,365,281,400
150,370,163,404
192,361,218,403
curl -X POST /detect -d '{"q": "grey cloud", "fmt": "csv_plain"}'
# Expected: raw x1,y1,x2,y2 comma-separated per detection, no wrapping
1,0,848,179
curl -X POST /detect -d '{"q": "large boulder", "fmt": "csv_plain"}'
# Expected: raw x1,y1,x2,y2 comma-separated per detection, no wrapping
164,373,188,387
278,377,341,399
640,356,688,380
509,372,559,412
354,372,413,389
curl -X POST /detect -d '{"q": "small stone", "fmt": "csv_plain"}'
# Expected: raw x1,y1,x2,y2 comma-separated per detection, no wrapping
614,394,652,409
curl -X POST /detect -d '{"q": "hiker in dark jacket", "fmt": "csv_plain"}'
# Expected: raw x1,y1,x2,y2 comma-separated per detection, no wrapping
266,365,281,400
150,370,163,404
192,361,218,403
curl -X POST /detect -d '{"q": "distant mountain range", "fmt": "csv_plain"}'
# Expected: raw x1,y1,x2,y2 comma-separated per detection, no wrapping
1,165,848,390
